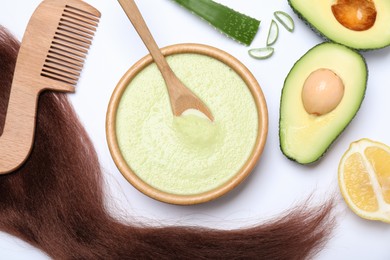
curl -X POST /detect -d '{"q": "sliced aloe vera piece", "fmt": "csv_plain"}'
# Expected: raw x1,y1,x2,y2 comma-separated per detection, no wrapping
267,20,279,46
172,0,260,46
274,11,295,32
248,47,274,59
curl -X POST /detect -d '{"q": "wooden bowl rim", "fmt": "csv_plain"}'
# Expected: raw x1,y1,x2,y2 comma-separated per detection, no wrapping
106,43,268,205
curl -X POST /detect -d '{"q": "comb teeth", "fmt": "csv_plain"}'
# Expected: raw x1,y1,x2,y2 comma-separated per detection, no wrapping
41,4,100,86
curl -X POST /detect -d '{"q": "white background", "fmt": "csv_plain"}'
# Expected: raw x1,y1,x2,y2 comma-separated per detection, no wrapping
1,0,390,259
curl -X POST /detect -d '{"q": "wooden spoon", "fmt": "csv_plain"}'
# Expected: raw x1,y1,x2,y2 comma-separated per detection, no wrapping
117,0,214,121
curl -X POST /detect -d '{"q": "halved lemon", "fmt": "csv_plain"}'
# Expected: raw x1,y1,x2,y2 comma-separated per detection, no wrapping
338,138,390,223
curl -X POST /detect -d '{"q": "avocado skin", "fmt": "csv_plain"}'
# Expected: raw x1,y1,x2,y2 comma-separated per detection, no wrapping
278,42,368,165
287,1,330,46
287,0,390,51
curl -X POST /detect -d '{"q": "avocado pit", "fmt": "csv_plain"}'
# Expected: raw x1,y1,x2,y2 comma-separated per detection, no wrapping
302,68,344,116
331,0,377,31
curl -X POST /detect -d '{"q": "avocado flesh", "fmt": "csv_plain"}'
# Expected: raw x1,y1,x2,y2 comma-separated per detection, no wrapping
288,0,390,50
279,43,367,164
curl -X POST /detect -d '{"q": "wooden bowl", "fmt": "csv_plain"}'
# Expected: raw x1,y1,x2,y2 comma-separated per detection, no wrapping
106,43,268,205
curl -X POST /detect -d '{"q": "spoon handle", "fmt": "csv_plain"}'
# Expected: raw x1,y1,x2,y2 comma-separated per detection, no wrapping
117,0,173,78
117,0,214,121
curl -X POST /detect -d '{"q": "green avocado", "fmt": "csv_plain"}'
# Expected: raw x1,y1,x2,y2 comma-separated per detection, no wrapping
279,43,367,164
288,0,390,50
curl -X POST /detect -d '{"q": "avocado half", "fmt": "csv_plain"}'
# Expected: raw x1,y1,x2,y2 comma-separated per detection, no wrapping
289,0,390,50
279,42,367,164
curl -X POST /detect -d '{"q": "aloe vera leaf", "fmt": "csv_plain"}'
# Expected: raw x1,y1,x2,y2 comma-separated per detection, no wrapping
248,47,274,59
274,11,295,32
267,20,279,46
172,0,260,46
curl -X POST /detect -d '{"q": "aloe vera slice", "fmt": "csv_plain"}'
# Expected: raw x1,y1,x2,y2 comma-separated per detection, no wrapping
172,0,260,46
248,47,274,59
267,20,279,46
274,11,294,32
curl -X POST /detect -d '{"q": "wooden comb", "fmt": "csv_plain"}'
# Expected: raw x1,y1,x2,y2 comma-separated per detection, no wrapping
0,0,100,174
